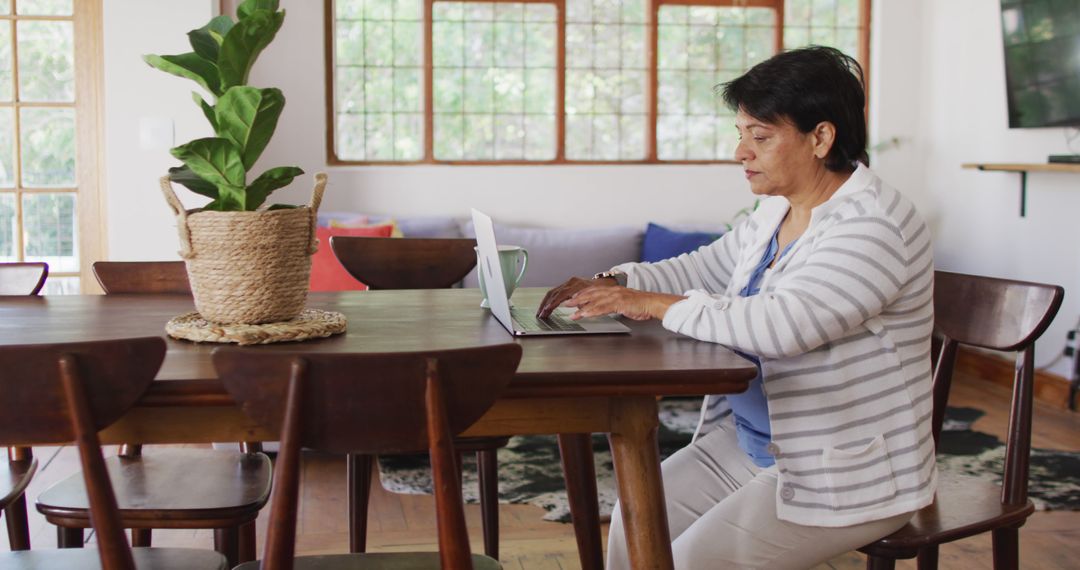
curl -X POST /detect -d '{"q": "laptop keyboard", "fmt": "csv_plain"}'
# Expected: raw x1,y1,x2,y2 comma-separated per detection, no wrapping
510,308,587,332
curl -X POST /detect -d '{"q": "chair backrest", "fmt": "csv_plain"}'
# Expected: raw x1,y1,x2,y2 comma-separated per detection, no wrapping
931,270,1063,506
0,337,166,570
214,343,522,570
330,236,478,290
0,262,48,295
92,261,191,294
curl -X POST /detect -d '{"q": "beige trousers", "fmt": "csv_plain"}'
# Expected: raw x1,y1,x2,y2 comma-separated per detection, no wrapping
606,423,913,569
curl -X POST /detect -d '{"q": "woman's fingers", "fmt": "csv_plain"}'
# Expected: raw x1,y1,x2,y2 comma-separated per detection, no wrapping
537,277,587,317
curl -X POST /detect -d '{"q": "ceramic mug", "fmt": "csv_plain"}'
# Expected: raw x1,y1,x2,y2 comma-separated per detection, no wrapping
475,245,528,308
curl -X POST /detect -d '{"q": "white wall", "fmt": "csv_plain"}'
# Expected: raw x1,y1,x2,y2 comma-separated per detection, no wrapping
909,0,1079,377
101,0,1077,377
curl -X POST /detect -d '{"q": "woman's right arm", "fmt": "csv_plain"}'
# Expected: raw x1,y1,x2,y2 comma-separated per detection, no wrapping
614,219,747,295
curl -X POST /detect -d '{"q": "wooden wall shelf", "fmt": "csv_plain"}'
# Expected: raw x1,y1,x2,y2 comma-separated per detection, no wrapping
962,162,1080,216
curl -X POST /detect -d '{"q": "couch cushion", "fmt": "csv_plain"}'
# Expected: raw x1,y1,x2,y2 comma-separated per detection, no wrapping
640,222,723,263
461,221,642,288
310,224,395,291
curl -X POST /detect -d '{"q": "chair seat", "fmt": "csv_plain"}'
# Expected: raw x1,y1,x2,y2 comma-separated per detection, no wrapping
859,474,1035,559
36,448,271,526
0,546,228,569
235,552,502,569
0,457,37,508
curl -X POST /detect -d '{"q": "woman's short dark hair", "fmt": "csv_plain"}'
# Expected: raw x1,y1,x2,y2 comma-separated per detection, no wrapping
721,46,867,172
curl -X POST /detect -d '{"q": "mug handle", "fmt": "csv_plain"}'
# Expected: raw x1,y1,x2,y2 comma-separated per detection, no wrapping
514,248,529,286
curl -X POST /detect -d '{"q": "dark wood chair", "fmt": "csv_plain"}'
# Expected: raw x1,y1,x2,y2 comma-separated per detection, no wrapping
35,261,271,567
0,262,48,550
0,337,227,569
330,236,513,557
859,270,1064,570
331,236,605,567
91,261,190,294
216,343,522,569
0,261,48,295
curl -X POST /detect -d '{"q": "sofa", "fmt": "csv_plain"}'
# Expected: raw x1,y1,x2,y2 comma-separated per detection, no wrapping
314,211,727,290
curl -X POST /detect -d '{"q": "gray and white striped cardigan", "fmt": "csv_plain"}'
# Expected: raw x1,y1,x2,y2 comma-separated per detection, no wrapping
613,164,936,527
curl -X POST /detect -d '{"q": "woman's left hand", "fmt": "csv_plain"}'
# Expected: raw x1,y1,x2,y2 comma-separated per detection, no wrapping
564,286,686,321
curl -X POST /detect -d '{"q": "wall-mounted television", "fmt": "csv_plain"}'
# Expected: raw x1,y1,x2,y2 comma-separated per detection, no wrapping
1000,0,1080,128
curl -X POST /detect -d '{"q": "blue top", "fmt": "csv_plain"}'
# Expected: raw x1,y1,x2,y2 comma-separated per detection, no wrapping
727,224,797,468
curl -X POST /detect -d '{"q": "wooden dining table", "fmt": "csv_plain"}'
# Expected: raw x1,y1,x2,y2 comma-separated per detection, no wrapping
0,287,755,570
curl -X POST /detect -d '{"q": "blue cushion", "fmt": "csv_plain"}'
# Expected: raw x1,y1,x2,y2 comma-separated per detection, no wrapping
640,223,722,263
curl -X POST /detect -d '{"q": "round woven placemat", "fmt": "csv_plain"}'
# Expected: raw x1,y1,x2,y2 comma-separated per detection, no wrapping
166,309,347,345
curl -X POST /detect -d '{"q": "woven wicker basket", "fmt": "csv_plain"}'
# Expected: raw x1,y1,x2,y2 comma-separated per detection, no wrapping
160,173,327,325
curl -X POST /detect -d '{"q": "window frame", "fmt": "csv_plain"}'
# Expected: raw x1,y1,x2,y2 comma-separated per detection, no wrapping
325,0,871,166
0,0,106,293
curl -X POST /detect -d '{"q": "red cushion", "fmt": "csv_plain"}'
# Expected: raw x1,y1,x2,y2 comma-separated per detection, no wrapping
310,224,394,292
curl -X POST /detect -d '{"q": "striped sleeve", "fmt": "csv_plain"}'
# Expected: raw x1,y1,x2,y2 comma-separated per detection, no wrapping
612,218,749,295
662,212,910,359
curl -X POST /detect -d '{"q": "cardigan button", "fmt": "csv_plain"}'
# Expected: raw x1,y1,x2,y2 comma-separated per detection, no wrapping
765,442,781,456
780,485,795,501
713,299,731,310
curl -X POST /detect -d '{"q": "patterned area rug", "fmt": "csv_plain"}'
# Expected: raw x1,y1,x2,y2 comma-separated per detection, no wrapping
377,400,1080,523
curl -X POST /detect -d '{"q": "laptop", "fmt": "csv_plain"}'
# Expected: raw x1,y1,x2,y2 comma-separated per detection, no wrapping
472,208,631,337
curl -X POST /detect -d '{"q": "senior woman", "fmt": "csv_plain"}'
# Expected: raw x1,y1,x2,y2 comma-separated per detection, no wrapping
538,46,935,569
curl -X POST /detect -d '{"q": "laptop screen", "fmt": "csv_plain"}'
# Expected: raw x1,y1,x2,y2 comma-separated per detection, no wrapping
471,209,516,328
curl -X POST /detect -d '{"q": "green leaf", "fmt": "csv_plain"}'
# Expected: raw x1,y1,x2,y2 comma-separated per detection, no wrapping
215,86,284,170
169,138,246,193
192,92,218,131
245,166,303,210
237,0,279,20
187,15,234,62
143,53,222,97
168,165,218,200
218,9,284,89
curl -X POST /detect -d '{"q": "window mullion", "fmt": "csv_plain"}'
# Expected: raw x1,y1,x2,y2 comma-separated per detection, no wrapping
555,0,565,161
424,0,434,161
646,0,658,161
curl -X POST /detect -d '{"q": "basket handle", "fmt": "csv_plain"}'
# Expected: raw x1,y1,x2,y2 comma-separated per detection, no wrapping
159,176,195,259
308,173,328,255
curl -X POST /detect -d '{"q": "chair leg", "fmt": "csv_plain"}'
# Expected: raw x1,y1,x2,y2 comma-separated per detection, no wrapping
131,528,152,547
214,527,240,568
348,453,374,553
917,545,939,570
477,448,499,559
238,520,257,563
992,526,1020,570
558,433,604,570
866,554,897,570
57,526,83,548
4,495,31,550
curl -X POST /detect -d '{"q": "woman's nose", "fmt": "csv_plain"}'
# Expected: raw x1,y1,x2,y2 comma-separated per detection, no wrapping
734,140,752,162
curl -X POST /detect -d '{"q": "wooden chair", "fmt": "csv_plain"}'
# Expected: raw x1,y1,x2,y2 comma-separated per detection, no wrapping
35,261,272,567
0,337,227,569
331,236,605,567
0,262,48,295
859,270,1064,570
91,261,190,294
330,236,514,557
216,343,522,570
0,262,48,550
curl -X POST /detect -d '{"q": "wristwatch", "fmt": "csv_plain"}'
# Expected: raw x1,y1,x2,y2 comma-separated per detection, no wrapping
592,270,628,287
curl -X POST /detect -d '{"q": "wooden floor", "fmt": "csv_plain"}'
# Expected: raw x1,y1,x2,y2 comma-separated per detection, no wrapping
2,371,1077,568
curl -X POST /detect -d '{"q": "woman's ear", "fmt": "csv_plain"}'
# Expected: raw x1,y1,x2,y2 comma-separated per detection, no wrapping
811,121,837,160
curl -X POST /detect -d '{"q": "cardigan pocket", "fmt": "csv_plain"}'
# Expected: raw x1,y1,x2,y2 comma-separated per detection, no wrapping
821,434,898,510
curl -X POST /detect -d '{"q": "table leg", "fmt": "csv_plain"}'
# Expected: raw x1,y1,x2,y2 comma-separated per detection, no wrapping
558,433,603,570
608,397,673,570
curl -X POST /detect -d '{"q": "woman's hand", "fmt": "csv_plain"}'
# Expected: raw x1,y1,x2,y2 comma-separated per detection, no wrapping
536,276,618,318
564,286,686,321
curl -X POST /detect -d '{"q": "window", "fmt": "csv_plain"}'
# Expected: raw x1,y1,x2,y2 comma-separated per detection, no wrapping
0,0,103,293
328,0,870,164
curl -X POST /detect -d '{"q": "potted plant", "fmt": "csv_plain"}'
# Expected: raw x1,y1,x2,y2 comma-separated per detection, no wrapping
146,0,325,325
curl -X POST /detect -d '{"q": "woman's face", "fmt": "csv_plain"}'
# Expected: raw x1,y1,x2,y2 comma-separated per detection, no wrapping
733,109,831,198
